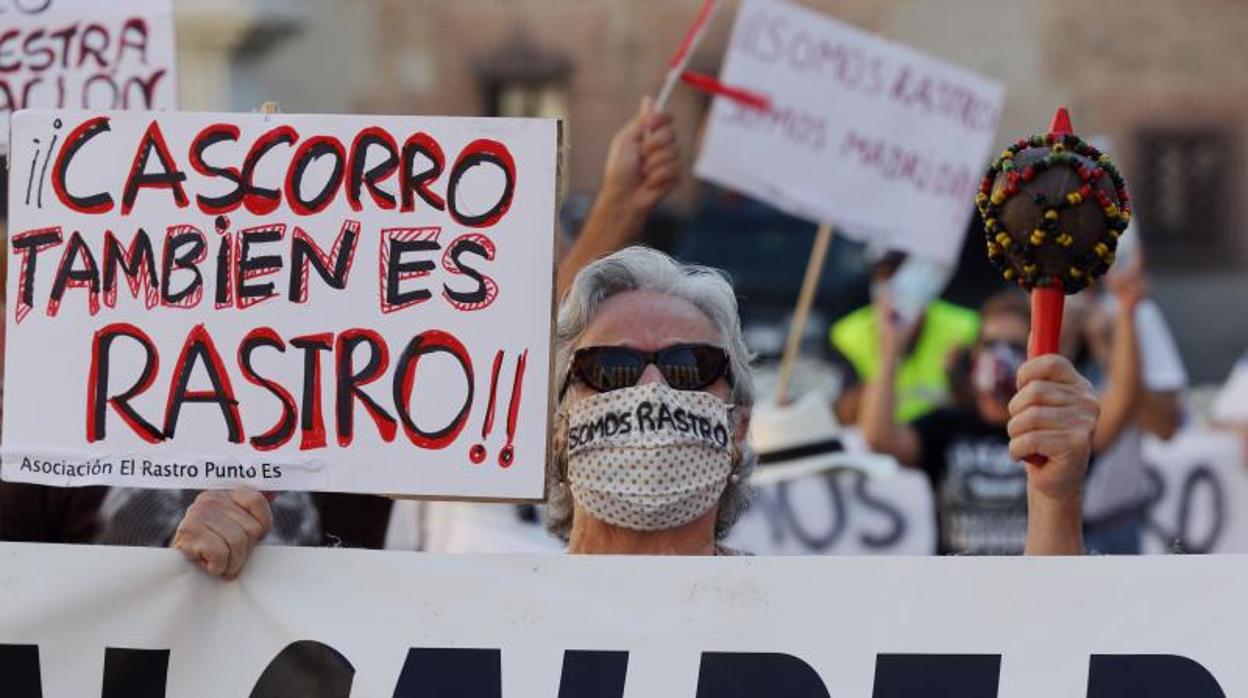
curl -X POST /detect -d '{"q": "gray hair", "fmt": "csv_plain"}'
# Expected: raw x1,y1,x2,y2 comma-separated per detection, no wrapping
545,246,757,540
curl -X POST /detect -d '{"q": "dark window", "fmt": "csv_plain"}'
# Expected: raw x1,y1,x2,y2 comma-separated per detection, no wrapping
1133,128,1237,269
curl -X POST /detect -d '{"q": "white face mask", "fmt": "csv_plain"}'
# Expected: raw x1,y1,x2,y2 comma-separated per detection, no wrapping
564,382,734,532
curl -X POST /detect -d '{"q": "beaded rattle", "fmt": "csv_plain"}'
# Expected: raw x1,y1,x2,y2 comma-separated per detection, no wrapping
975,107,1132,358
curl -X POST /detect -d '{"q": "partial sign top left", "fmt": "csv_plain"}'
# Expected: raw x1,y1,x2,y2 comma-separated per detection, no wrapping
0,0,177,154
2,110,559,501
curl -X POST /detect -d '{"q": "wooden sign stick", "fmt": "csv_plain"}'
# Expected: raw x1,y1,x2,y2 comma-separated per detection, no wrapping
774,222,834,404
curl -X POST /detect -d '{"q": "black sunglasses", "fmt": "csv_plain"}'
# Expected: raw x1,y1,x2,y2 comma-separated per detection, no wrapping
561,343,733,397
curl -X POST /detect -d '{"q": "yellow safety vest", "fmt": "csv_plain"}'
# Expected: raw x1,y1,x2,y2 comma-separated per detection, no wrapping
830,301,980,422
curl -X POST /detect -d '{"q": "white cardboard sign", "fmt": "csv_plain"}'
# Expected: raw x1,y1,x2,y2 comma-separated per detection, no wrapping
1,542,1245,696
0,0,177,153
725,466,938,555
1,109,558,500
695,0,1005,263
1141,428,1248,554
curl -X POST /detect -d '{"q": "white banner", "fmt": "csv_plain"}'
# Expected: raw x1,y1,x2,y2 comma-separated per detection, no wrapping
2,110,558,500
0,0,177,153
0,542,1244,696
695,0,1004,263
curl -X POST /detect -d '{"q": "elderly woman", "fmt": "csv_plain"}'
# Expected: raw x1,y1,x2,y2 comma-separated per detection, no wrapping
546,246,757,555
173,247,1098,571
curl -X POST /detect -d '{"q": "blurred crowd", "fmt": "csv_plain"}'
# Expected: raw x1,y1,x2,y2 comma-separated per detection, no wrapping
1,86,1243,573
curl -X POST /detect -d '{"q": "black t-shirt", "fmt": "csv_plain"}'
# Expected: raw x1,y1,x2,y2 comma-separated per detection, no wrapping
912,408,1028,555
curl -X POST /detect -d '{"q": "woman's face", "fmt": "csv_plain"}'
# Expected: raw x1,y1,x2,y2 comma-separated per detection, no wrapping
570,290,733,403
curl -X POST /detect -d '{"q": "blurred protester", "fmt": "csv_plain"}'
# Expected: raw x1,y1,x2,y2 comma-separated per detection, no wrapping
1064,253,1185,554
1212,352,1248,430
1211,353,1248,466
830,251,978,425
860,289,1101,555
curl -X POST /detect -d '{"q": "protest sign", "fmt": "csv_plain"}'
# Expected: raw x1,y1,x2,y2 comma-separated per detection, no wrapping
1,110,559,499
0,0,176,153
695,0,1005,264
725,466,937,555
1141,428,1248,554
1,542,1245,696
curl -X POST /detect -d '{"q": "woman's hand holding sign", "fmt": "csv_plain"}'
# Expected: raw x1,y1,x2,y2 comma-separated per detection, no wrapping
1007,355,1099,555
172,487,273,579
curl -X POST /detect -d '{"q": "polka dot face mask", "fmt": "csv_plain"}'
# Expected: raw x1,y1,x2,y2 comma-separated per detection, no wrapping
564,381,734,532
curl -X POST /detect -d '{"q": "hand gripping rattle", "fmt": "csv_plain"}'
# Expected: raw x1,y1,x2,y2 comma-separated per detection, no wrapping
975,107,1132,462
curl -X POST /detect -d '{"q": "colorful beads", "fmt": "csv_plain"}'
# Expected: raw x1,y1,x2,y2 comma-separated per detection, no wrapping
977,128,1131,293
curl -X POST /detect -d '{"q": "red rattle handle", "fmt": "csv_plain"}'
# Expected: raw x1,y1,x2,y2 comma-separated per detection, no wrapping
1023,287,1064,467
1028,286,1064,358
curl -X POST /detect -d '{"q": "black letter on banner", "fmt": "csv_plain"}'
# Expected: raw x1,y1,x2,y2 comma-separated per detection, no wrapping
11,228,62,311
1087,655,1226,698
88,323,164,443
386,237,438,307
446,139,515,228
0,644,42,698
695,652,829,698
391,648,501,697
52,116,114,214
249,640,354,698
443,236,492,306
161,228,206,306
102,647,170,698
871,654,1000,698
163,325,244,442
392,331,473,450
558,650,628,698
237,226,284,304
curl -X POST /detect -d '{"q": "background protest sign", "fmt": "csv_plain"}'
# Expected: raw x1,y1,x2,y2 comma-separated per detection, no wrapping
1141,428,1248,554
2,542,1245,696
1,109,558,499
385,467,939,555
0,0,176,153
695,0,1004,264
725,466,937,555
